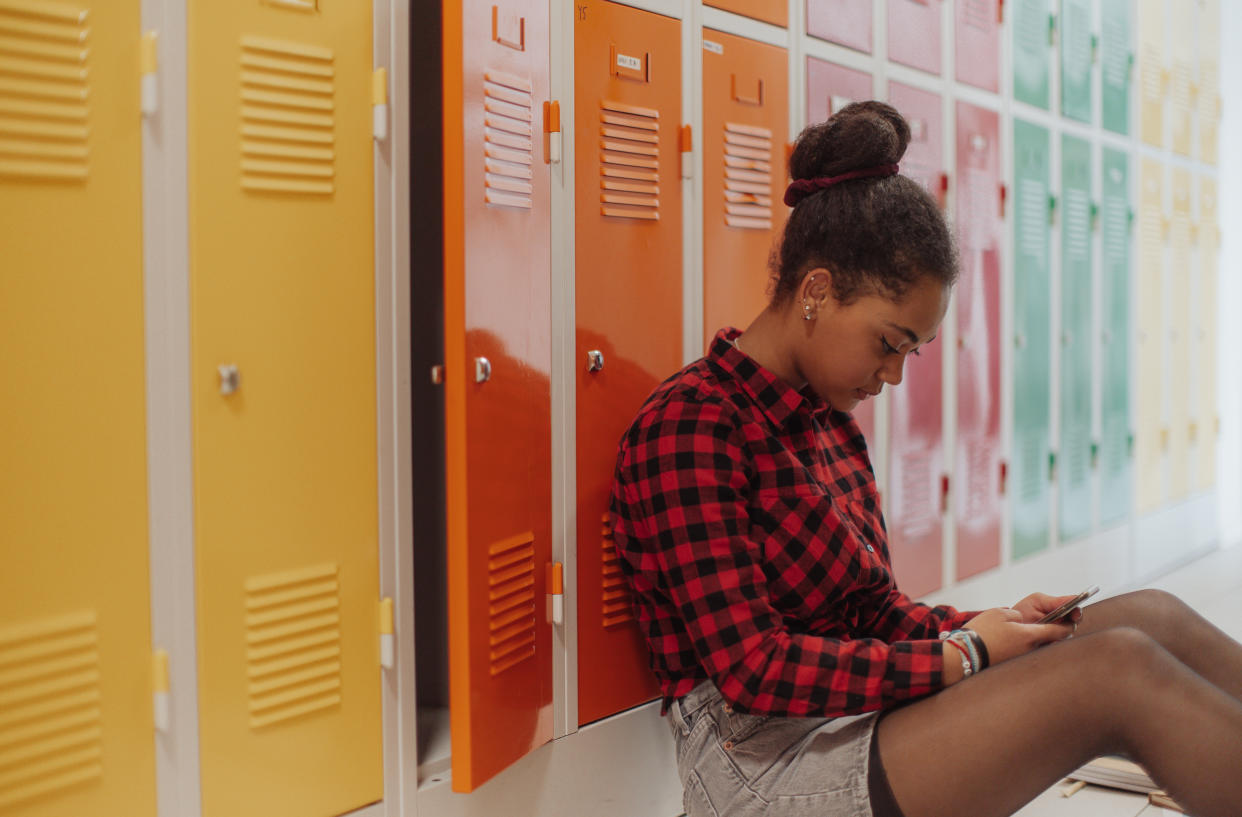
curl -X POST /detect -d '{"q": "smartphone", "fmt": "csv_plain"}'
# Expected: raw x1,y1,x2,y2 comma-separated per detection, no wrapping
1036,585,1100,624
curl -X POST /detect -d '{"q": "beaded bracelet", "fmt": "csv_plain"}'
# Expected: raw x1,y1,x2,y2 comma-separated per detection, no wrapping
964,629,991,670
938,630,978,675
943,635,973,677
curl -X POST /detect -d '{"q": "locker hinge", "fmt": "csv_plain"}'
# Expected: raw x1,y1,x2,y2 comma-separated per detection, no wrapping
999,460,1009,495
999,183,1007,219
1090,441,1099,469
544,100,562,164
1089,202,1099,231
372,68,389,141
1047,13,1057,47
1047,194,1057,226
140,31,158,117
379,597,394,669
153,649,170,732
937,172,949,210
547,562,564,625
1048,450,1057,482
680,124,693,179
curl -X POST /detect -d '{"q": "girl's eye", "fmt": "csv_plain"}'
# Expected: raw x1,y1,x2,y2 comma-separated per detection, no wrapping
881,336,899,355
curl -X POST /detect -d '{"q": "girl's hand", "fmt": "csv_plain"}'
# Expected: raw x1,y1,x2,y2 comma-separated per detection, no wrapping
1012,592,1086,626
963,607,1074,666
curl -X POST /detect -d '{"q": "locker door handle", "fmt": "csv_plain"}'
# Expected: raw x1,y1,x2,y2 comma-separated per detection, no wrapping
218,364,240,395
587,350,604,372
475,357,492,383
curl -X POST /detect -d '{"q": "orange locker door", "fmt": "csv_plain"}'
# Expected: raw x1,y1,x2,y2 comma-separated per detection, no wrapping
0,2,157,815
575,0,680,726
704,0,787,28
443,0,554,791
702,29,789,351
188,1,382,814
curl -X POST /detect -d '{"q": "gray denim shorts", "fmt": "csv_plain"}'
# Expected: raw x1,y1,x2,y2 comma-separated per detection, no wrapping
667,681,881,817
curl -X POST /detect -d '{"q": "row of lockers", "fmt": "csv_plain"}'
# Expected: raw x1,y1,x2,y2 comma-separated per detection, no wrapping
440,0,1221,795
710,0,1221,160
2,0,386,816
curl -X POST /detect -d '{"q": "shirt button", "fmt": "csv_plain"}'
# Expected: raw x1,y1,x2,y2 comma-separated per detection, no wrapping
723,740,735,750
866,544,875,552
722,704,732,714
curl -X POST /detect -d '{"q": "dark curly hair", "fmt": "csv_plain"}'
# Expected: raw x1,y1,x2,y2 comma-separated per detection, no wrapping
774,101,958,306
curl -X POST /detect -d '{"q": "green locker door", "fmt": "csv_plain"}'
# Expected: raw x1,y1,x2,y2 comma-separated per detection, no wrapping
188,2,382,815
1012,120,1052,560
1058,135,1092,541
1013,0,1052,109
0,1,157,815
1098,147,1132,525
1100,0,1132,134
1059,0,1092,122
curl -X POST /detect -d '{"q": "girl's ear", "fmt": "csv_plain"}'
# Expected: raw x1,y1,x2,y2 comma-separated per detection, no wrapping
799,268,834,310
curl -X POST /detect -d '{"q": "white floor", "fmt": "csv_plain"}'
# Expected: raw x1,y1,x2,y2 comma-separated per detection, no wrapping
1012,545,1242,817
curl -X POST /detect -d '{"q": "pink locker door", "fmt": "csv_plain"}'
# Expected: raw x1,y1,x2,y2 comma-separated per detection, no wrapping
953,101,1003,581
443,0,554,791
806,0,873,53
885,83,946,597
956,0,1000,92
888,0,942,75
806,58,875,440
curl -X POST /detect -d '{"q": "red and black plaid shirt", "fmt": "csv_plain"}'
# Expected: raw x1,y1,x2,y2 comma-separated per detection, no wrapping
610,329,976,718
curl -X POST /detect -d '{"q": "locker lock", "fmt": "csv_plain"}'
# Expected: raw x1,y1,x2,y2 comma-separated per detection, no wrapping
475,357,492,383
218,364,240,396
587,350,605,373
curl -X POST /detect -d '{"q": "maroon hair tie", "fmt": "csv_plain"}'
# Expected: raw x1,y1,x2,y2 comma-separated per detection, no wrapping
783,163,900,207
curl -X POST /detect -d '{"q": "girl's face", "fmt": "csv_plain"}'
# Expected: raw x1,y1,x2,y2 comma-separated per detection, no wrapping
793,272,949,412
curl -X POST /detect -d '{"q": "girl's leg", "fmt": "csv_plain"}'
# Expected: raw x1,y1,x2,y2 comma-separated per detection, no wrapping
1075,588,1242,701
874,627,1242,817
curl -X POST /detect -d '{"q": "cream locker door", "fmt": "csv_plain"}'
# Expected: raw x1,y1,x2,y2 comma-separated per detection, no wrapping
0,1,156,815
187,2,380,816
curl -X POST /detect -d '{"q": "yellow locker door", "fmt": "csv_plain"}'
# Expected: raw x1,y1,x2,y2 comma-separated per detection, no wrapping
1196,177,1218,491
1166,168,1191,500
1135,159,1164,512
187,2,381,816
0,1,156,815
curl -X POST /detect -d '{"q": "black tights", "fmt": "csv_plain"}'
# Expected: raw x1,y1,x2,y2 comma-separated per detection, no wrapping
875,589,1242,817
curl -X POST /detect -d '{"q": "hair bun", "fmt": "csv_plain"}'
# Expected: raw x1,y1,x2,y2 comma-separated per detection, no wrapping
789,100,911,182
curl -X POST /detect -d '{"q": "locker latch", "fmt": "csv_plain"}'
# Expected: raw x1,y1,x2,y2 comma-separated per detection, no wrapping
940,474,950,514
141,31,158,117
547,562,564,625
379,597,394,669
544,100,562,164
153,650,170,732
372,68,388,141
999,460,1009,495
680,124,693,179
999,183,1007,219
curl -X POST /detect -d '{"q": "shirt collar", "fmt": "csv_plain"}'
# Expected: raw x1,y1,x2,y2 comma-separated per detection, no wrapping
709,328,831,427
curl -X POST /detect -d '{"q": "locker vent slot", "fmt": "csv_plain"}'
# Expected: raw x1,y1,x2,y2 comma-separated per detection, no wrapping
1018,433,1042,502
601,514,634,628
487,533,536,675
483,68,533,210
723,122,773,230
599,99,659,220
896,451,935,536
239,35,335,195
244,563,342,729
0,610,102,811
0,0,90,182
961,437,993,516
